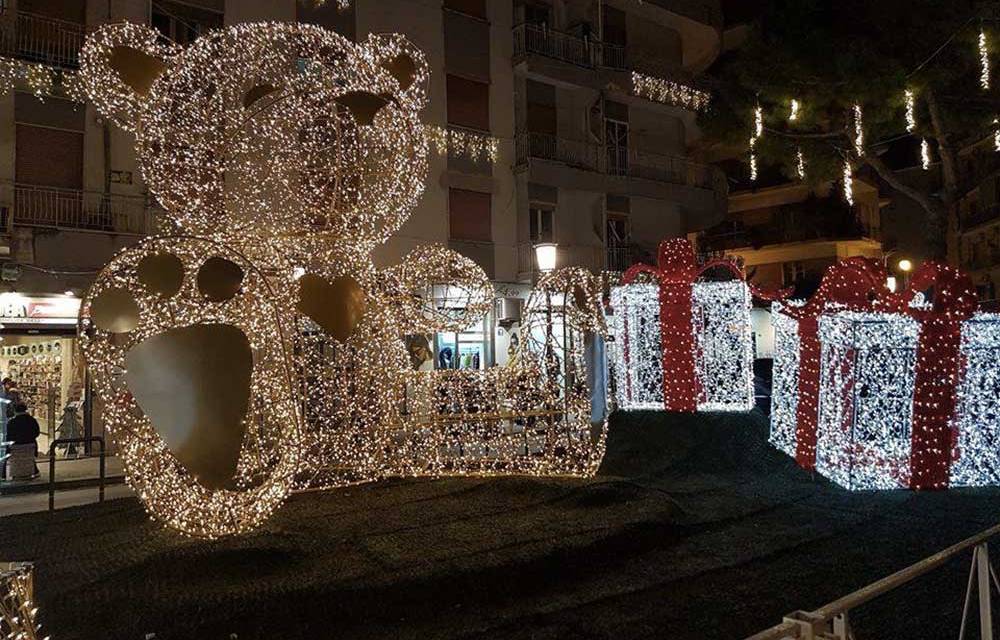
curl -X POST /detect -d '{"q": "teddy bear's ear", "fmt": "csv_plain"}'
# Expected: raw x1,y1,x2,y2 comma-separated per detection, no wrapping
79,22,180,132
363,33,429,109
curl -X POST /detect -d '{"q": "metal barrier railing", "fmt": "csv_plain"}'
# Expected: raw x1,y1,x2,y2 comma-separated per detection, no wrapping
48,436,105,512
746,522,1000,640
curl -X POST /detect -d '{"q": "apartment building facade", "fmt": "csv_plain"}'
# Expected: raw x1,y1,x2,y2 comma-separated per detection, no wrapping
945,137,1000,308
0,0,725,443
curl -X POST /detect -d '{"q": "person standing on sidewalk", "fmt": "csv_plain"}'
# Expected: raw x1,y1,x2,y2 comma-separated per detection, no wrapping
6,403,40,479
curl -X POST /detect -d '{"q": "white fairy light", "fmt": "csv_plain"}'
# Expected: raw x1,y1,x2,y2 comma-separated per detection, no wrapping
814,311,920,490
0,564,42,640
852,103,864,156
768,302,803,458
796,148,806,180
950,314,1000,487
981,29,991,90
904,89,917,132
610,280,754,412
843,159,854,206
78,22,609,537
425,124,499,162
754,104,764,138
789,99,799,121
921,137,931,170
994,117,1000,152
631,71,711,111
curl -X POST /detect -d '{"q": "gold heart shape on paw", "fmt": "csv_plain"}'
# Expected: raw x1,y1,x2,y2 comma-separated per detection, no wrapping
124,323,252,490
297,274,367,342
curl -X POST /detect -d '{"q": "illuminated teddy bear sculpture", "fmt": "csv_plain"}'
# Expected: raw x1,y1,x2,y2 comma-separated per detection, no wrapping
76,23,608,539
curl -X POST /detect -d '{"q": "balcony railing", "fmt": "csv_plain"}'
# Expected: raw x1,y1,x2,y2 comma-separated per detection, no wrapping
513,23,626,70
605,245,634,272
0,9,85,68
515,131,726,194
5,184,156,235
518,242,620,275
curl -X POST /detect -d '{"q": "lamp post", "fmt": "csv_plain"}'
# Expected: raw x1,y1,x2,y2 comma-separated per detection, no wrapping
534,242,558,274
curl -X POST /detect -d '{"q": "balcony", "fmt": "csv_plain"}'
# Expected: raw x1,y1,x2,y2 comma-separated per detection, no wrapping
512,23,625,70
3,184,157,236
0,9,85,68
699,204,875,255
515,132,726,194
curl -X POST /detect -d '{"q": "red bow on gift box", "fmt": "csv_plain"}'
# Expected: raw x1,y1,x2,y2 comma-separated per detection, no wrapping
621,238,790,412
878,262,977,490
777,257,889,470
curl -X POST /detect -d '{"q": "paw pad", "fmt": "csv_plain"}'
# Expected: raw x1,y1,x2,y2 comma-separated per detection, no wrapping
80,237,300,538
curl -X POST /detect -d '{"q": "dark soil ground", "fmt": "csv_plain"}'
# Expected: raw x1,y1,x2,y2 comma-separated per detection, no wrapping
3,410,1000,640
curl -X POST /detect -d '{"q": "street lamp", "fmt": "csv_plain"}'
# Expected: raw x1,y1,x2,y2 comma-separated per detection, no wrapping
534,242,558,273
897,258,913,273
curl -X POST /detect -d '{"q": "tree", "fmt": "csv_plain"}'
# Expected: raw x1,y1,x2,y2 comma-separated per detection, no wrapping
702,0,996,258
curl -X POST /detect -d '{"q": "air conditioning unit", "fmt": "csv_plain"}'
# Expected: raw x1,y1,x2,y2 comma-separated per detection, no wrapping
497,297,522,326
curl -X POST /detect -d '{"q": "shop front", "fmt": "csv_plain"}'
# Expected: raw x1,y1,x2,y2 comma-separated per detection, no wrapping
0,293,89,458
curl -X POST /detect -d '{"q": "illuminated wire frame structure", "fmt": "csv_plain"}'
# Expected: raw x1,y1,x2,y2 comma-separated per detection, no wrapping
609,238,780,413
768,257,888,469
77,22,609,538
0,563,42,640
772,259,998,491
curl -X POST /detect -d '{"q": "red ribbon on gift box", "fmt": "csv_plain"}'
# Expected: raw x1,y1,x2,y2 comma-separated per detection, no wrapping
622,239,790,412
777,257,888,470
878,262,977,490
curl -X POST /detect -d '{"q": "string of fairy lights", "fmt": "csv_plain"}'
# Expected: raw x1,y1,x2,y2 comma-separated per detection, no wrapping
747,21,1000,201
0,564,43,640
768,257,1000,491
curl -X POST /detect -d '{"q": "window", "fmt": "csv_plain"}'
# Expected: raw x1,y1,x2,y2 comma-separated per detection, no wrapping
15,95,83,190
602,5,627,47
444,11,490,80
529,206,553,242
447,75,490,131
526,80,556,135
151,1,223,46
607,214,629,245
445,0,487,19
523,2,550,27
449,188,492,242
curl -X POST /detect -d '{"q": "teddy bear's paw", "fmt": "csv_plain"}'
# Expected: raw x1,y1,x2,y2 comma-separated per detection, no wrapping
79,236,301,538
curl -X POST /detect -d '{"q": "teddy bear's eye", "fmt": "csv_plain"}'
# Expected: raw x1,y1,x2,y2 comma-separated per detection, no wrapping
381,54,416,92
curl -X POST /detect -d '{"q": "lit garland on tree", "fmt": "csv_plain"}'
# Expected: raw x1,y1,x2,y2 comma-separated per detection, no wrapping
921,138,931,170
842,159,854,205
852,103,864,156
905,89,917,132
981,29,991,90
796,148,806,179
789,98,800,121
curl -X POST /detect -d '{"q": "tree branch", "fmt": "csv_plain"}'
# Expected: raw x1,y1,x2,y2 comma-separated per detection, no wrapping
925,86,959,201
862,153,948,257
763,127,847,140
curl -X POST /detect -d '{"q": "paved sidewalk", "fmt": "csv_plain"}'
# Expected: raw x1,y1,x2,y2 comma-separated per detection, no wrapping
0,484,133,516
1,455,124,492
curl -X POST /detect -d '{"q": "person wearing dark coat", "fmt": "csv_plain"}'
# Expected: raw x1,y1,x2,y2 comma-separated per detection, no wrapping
6,403,39,476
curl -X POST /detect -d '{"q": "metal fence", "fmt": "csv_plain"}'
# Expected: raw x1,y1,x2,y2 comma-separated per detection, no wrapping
516,131,725,193
746,522,1000,640
513,23,626,70
8,184,155,235
0,9,84,68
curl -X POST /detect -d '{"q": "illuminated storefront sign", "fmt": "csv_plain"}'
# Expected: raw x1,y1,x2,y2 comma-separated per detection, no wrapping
0,293,81,327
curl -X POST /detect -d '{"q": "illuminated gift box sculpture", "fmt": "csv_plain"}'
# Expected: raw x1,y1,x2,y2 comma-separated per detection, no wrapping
945,313,1000,487
812,262,983,490
769,258,888,467
611,238,784,412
